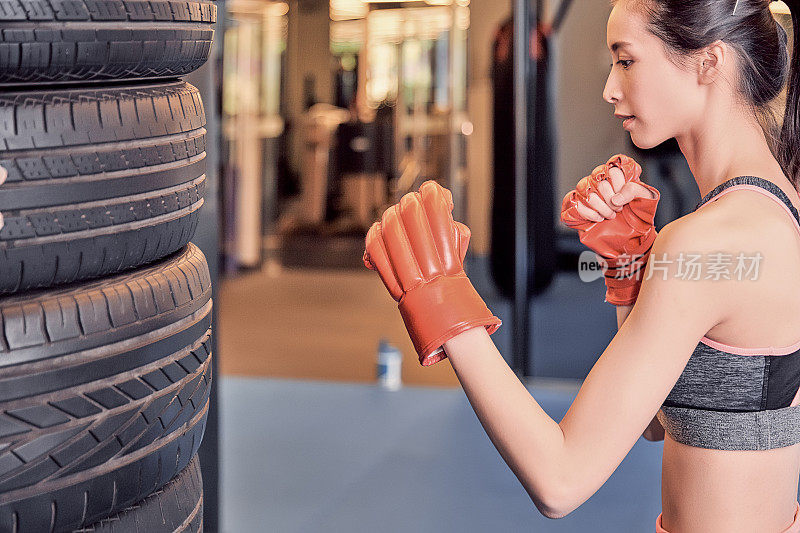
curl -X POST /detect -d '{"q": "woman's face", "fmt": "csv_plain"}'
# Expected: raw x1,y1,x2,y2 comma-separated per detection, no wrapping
603,1,705,148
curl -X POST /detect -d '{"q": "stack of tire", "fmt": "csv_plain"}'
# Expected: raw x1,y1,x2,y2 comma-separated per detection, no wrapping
0,0,216,530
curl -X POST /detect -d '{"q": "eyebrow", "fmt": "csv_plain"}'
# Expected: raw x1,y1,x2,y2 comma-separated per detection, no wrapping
609,41,632,52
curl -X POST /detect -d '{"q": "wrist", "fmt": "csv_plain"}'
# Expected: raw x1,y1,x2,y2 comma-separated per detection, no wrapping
398,274,501,366
602,244,653,306
603,268,646,305
442,324,488,355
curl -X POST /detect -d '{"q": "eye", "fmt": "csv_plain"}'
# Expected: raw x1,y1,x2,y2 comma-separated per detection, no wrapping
617,59,633,70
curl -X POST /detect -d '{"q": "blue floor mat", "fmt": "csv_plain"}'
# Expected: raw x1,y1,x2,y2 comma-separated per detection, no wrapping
219,376,664,532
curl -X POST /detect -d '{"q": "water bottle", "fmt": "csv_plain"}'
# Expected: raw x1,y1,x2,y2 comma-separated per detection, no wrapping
376,339,402,391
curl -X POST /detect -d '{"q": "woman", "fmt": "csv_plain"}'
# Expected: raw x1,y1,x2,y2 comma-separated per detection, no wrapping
364,0,800,530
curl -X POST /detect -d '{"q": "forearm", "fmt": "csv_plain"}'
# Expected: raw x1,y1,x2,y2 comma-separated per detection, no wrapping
618,304,665,442
443,326,567,518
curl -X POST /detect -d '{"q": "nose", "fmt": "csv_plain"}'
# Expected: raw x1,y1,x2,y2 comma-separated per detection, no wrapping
603,69,620,105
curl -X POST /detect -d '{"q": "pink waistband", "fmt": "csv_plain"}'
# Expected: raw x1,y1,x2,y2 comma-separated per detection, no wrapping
656,501,800,533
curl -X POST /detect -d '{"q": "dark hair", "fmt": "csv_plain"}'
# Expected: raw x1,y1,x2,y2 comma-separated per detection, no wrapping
611,0,800,191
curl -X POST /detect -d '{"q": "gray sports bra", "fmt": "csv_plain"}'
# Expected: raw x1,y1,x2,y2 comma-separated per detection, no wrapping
656,176,800,451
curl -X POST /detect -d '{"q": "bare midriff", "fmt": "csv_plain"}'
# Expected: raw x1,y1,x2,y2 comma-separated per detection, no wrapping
661,435,800,531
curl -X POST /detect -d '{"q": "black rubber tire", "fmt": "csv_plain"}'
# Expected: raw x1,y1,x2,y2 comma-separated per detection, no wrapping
75,456,203,533
0,243,212,532
0,0,216,86
0,80,207,295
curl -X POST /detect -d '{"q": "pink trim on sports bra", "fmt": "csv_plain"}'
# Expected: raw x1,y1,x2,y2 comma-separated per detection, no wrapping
696,184,800,234
699,335,800,356
696,183,800,356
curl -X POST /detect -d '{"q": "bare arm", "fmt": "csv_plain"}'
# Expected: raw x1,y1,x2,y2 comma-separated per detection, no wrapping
443,328,566,518
442,222,725,518
617,305,665,442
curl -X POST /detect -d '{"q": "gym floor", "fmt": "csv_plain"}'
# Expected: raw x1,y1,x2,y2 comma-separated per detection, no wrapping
217,257,462,387
216,255,667,531
218,376,664,532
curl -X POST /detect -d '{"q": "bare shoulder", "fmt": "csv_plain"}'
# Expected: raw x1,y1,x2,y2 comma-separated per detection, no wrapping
691,187,800,247
651,206,745,265
691,190,800,279
660,191,800,262
636,212,743,328
648,193,800,330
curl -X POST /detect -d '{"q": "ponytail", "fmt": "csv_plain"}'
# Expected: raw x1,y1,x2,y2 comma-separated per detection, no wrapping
778,0,800,191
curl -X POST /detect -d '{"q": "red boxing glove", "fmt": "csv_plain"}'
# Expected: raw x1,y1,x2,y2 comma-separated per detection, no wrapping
560,154,660,306
363,180,502,366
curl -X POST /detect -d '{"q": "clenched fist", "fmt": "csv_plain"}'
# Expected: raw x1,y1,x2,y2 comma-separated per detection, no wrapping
363,180,502,366
560,154,660,306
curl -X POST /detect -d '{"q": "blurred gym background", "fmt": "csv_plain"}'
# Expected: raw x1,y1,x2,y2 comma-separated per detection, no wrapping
190,1,793,531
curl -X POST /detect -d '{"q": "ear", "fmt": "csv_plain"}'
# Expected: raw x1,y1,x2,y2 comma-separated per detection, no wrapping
697,39,727,85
